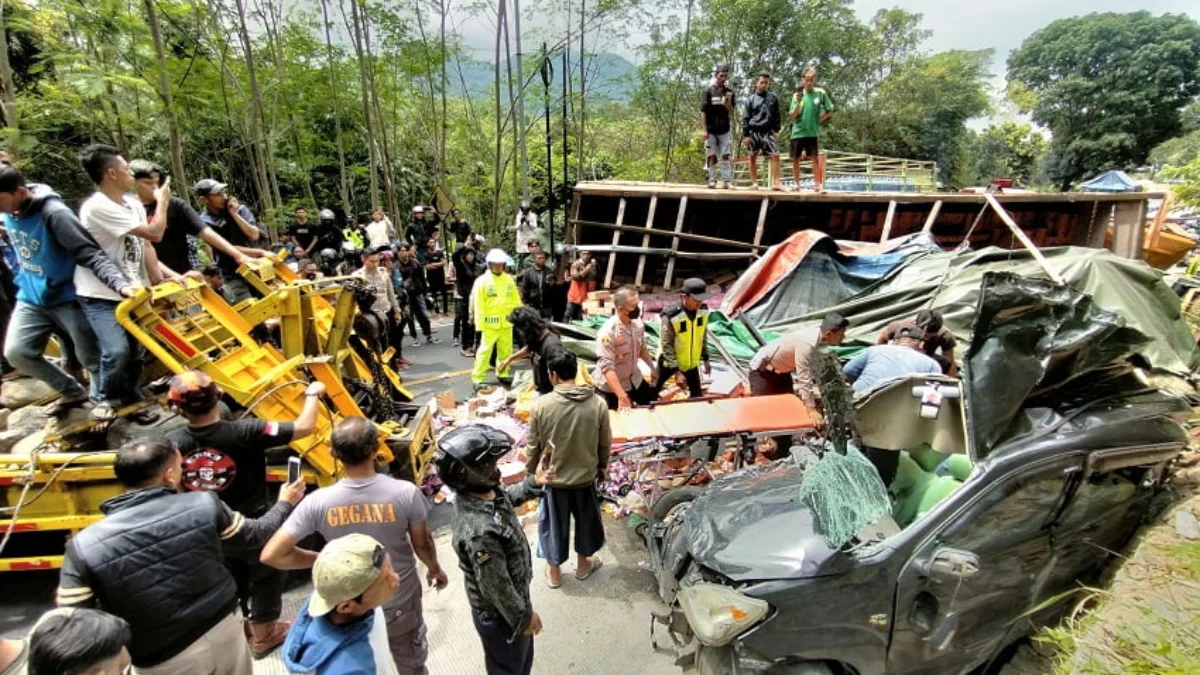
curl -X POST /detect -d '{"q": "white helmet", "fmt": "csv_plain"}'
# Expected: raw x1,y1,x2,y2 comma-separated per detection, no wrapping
485,248,508,265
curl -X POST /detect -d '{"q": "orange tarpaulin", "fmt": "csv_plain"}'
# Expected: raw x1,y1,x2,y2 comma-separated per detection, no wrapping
609,395,815,443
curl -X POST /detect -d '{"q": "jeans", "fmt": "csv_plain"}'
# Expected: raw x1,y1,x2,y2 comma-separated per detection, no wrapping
704,131,733,183
3,301,100,401
408,291,431,338
78,297,144,405
223,276,254,304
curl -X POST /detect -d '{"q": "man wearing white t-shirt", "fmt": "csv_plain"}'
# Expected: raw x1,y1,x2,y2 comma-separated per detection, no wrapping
75,144,171,424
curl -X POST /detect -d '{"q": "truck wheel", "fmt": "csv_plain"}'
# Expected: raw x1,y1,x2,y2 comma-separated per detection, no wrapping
766,662,836,675
650,486,703,524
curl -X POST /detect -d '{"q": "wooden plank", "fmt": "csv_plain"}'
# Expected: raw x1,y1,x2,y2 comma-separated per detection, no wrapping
633,196,660,290
1111,199,1148,261
572,219,766,251
879,200,898,242
984,193,1065,285
921,200,943,233
602,198,627,290
662,195,688,290
1147,193,1173,251
752,197,769,248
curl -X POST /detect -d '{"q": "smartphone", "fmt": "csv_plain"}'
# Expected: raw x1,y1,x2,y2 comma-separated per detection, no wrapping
287,456,302,484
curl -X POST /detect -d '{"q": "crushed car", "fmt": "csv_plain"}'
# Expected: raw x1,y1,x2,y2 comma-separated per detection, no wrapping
643,273,1193,675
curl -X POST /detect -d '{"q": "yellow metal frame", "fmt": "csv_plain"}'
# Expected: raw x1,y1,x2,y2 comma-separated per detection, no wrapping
3,257,437,572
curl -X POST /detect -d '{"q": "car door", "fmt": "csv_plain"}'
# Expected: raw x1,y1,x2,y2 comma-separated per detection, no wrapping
886,459,1080,675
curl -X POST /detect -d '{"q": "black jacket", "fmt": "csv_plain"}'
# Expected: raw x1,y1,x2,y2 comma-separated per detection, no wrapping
518,266,554,310
451,479,541,641
57,487,293,667
743,90,781,135
452,247,481,297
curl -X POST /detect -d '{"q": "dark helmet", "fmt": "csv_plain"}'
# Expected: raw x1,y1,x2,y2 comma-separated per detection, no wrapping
435,425,513,493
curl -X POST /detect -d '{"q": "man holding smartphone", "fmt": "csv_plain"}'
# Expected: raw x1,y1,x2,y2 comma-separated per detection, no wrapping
194,178,268,304
165,370,327,659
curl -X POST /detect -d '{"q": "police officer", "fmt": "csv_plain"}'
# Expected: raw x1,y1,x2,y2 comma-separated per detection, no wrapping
655,277,711,399
471,249,523,391
437,425,548,675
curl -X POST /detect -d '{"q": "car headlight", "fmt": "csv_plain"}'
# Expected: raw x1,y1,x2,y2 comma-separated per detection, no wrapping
676,582,770,647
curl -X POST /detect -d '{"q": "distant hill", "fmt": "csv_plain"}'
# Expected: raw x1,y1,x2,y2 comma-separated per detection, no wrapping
448,52,638,102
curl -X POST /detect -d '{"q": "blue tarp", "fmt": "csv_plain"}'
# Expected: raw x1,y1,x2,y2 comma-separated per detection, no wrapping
1079,170,1140,193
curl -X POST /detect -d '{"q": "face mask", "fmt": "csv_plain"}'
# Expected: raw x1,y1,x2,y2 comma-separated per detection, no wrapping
626,306,641,320
304,272,318,280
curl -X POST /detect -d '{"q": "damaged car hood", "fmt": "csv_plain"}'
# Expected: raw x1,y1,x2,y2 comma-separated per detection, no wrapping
682,461,850,581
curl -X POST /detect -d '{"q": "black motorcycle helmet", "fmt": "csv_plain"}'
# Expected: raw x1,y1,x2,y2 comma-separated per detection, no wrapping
435,425,514,493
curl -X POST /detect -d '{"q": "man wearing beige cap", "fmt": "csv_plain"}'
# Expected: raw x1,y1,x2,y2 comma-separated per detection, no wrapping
282,533,401,675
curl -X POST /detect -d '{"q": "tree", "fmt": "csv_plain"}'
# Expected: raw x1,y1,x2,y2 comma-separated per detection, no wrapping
1160,158,1200,210
1007,12,1200,188
968,122,1048,187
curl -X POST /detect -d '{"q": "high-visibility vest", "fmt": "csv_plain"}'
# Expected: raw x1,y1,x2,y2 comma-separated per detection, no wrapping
343,227,365,249
474,272,521,331
659,305,709,371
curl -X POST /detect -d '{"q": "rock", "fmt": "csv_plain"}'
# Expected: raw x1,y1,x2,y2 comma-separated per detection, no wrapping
0,407,9,431
10,430,47,457
7,404,52,435
1,377,58,410
1175,509,1200,541
0,428,26,454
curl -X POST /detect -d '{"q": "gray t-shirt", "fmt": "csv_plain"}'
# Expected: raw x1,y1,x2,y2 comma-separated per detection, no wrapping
282,474,428,608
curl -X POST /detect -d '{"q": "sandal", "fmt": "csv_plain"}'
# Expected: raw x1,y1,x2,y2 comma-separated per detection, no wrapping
546,569,562,589
89,402,117,422
575,558,603,581
130,408,161,425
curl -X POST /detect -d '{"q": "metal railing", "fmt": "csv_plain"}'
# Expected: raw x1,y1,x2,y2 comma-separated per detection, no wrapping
720,150,938,192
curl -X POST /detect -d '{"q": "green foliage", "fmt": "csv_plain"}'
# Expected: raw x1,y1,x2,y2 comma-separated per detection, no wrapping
968,121,1048,187
1160,158,1200,210
1007,11,1200,188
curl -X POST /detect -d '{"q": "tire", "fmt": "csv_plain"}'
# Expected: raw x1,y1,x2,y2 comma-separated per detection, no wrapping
767,663,836,675
650,486,703,523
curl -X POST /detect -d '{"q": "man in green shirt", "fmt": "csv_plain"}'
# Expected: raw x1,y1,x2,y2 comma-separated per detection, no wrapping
787,67,835,192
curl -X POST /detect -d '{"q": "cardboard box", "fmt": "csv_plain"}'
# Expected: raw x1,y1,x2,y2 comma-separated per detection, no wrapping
583,300,615,317
435,390,456,413
587,290,614,302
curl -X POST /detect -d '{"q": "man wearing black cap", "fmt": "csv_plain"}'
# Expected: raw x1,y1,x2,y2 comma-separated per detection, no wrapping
701,64,735,189
876,308,957,375
194,179,267,304
164,370,326,659
655,278,711,399
748,312,848,406
844,322,941,394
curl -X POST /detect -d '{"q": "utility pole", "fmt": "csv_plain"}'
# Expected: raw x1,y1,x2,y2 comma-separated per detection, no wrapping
540,44,555,252
513,0,530,204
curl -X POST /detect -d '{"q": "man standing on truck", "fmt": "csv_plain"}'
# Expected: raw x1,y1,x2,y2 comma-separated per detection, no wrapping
56,437,306,675
261,417,449,675
701,64,735,189
786,67,835,192
742,72,783,191
165,370,327,659
0,162,136,416
195,178,268,304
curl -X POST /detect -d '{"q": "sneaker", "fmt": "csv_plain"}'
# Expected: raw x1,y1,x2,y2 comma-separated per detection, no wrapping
706,181,716,189
427,336,441,345
461,349,476,358
452,338,460,347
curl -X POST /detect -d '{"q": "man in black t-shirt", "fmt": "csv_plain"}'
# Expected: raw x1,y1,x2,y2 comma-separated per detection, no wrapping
397,242,437,344
290,207,320,260
421,237,450,315
447,208,472,246
130,161,251,275
700,64,735,189
165,369,326,658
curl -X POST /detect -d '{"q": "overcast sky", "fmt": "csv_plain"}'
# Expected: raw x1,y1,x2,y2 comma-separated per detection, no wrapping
448,0,1200,77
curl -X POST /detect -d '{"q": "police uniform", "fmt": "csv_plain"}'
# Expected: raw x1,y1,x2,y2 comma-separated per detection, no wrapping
655,279,711,399
452,479,541,675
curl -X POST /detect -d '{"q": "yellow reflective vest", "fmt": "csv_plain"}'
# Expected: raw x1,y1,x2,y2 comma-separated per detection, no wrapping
343,227,365,249
659,305,709,372
472,272,522,331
